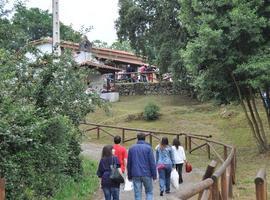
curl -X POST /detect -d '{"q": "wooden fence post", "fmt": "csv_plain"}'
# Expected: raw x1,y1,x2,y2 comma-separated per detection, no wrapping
149,133,153,147
188,136,192,153
221,169,228,200
231,149,236,184
211,177,220,200
185,136,188,151
255,169,267,200
0,178,5,200
122,129,125,144
97,126,100,140
224,146,228,160
207,144,211,160
202,160,217,180
228,164,233,198
198,160,217,199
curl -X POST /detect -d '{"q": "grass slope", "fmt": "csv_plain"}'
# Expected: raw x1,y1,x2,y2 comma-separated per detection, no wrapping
85,95,270,200
52,158,99,200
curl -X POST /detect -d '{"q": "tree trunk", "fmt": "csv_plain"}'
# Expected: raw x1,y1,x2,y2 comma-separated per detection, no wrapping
231,73,269,152
249,88,268,149
245,96,267,152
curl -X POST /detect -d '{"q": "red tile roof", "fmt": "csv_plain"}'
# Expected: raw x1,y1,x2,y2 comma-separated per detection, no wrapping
80,61,121,74
30,38,147,66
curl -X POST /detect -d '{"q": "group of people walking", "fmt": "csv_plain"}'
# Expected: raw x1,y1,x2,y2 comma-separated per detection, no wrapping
96,132,187,200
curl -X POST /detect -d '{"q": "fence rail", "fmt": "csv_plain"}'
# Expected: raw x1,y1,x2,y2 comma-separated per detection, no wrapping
81,122,236,199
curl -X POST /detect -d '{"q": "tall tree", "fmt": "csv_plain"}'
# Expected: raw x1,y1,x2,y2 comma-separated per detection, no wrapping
11,5,82,45
116,0,186,73
92,39,109,48
179,0,270,152
111,40,134,52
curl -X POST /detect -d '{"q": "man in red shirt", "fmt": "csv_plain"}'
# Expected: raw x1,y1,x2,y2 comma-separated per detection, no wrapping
113,135,128,173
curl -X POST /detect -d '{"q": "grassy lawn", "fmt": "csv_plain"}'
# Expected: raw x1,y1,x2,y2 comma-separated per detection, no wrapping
84,95,270,200
52,157,99,200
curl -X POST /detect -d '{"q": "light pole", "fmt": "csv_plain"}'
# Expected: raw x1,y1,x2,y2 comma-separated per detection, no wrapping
52,0,61,56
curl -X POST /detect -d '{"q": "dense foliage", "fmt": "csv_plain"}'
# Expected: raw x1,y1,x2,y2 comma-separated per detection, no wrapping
116,0,186,74
0,4,82,51
0,48,102,199
117,0,270,152
0,3,103,198
179,0,270,152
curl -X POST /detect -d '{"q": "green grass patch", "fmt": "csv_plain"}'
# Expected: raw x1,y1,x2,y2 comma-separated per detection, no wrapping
84,95,270,199
52,158,99,200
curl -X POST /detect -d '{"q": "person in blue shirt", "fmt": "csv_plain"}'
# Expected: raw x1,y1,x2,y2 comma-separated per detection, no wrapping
127,132,157,200
156,137,175,196
97,145,121,200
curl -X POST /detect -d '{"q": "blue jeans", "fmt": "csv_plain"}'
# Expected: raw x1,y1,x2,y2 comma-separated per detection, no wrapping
102,187,120,200
158,164,172,193
132,176,153,200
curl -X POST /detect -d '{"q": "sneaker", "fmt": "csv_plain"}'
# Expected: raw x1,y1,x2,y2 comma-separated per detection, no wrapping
165,191,170,194
160,191,163,196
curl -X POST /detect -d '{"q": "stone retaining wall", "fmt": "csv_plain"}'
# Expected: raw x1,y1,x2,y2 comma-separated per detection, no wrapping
115,82,187,96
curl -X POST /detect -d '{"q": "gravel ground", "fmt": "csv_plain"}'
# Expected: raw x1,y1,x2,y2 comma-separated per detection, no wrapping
81,143,204,200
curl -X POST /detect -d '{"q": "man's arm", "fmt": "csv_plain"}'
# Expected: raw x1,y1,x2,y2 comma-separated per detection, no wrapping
123,148,128,173
127,149,132,180
124,158,128,173
149,149,157,180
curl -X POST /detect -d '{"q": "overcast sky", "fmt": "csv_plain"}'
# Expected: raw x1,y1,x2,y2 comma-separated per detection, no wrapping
24,0,119,45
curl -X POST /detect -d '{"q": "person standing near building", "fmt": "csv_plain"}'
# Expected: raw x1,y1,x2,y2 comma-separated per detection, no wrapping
127,132,157,200
113,135,128,174
139,65,147,82
156,137,175,196
172,138,186,184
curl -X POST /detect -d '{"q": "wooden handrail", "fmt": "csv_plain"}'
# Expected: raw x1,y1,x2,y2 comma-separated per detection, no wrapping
82,122,237,199
168,178,214,200
81,122,212,138
255,169,267,200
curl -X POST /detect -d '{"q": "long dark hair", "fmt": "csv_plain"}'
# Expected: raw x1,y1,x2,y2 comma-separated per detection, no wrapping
160,137,169,149
101,145,113,158
172,138,181,150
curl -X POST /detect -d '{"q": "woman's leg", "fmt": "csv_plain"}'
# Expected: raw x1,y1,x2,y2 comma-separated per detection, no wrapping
102,187,111,200
158,168,165,195
177,163,183,183
165,165,172,193
111,187,120,200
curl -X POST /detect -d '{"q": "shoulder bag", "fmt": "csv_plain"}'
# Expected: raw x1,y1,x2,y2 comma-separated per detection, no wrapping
110,157,124,184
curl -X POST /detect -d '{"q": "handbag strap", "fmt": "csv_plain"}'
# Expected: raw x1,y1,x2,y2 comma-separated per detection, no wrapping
111,156,116,168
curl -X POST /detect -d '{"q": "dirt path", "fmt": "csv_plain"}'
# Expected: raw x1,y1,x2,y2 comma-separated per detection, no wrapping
81,143,204,200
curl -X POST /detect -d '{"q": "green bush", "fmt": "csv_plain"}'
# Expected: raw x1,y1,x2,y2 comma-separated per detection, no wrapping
143,103,160,121
0,52,105,199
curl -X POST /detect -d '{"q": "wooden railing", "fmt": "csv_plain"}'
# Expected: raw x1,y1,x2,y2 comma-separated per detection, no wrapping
81,122,236,199
255,169,267,200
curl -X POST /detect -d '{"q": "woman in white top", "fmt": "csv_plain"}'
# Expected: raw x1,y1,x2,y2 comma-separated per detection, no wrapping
172,138,186,184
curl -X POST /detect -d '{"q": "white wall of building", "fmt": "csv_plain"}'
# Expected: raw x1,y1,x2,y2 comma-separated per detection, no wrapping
73,51,92,64
26,43,92,64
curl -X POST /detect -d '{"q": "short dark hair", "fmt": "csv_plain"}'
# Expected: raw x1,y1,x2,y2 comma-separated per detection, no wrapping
114,135,121,144
137,132,146,141
101,145,113,158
